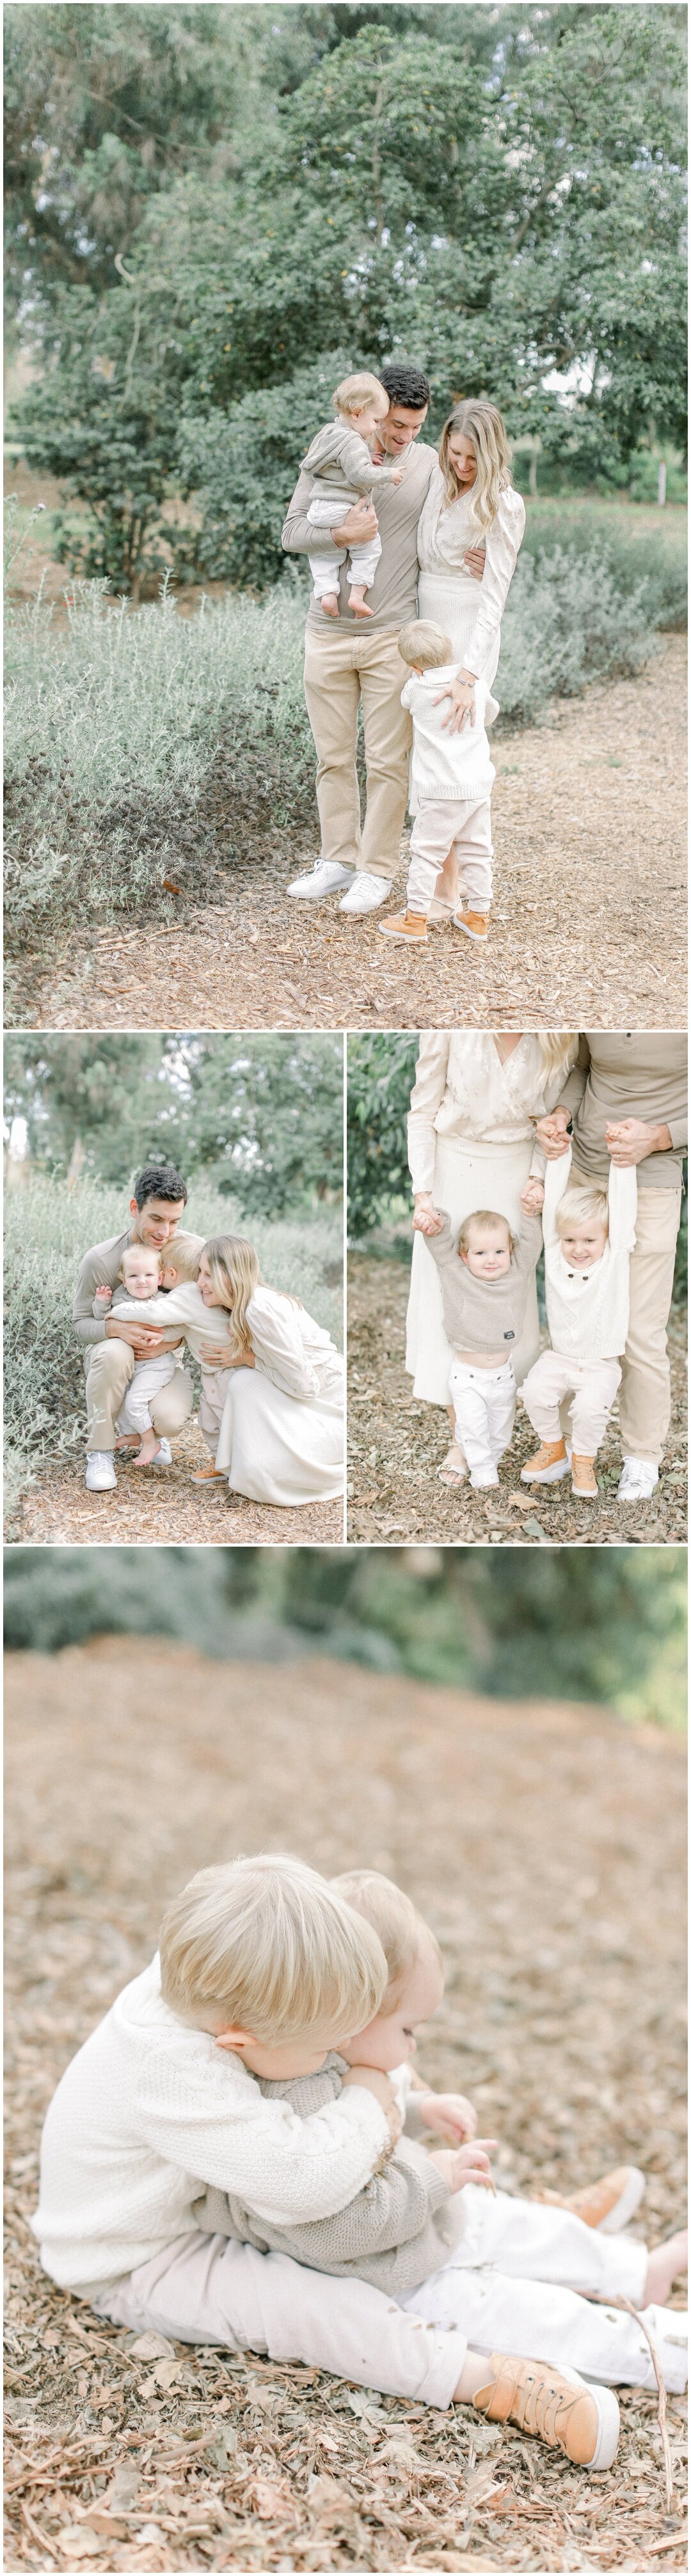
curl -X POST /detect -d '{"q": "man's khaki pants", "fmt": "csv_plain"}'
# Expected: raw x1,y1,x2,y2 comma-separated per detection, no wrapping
619,1185,682,1464
303,625,412,882
85,1341,193,1453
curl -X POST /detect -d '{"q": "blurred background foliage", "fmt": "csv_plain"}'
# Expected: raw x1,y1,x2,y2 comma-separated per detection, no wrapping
3,1543,686,1728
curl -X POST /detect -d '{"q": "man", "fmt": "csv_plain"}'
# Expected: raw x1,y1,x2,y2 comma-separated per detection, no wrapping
74,1164,225,1495
535,1036,687,1503
282,359,482,917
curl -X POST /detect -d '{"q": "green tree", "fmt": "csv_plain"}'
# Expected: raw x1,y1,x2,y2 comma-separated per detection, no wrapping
3,1033,344,1212
347,1034,418,1237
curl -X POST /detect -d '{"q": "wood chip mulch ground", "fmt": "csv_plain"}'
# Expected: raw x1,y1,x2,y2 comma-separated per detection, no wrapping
4,1641,687,2570
347,1253,687,1547
13,637,687,1036
10,1413,344,1547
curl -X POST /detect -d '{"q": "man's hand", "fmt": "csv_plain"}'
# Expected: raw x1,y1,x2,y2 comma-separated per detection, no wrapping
606,1117,672,1167
104,1318,168,1357
534,1109,571,1159
341,2064,402,2146
412,1195,445,1237
331,499,378,546
463,544,486,582
413,2089,478,2143
520,1179,545,1214
434,672,477,735
428,2139,497,2194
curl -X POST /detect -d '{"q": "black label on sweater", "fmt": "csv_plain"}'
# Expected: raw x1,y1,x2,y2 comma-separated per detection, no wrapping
504,1330,515,1339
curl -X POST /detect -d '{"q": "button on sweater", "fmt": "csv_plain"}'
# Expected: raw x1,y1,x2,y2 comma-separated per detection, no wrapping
424,1208,542,1356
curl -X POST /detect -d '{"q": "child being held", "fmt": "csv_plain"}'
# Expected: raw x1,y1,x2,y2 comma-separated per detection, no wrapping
422,1202,542,1488
108,1231,237,1481
302,371,406,620
520,1146,637,1500
93,1242,180,1467
380,620,496,949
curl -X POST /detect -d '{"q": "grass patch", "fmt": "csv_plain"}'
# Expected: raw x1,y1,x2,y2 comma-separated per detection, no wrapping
4,500,686,953
4,1175,342,1506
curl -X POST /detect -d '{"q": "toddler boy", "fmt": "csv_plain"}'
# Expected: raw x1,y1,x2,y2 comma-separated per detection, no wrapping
303,371,405,618
380,620,495,947
422,1203,542,1487
520,1147,637,1498
93,1243,179,1467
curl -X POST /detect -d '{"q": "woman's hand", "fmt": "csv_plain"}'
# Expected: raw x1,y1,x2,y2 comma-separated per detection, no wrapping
606,1118,672,1167
463,543,486,581
414,2089,478,2143
428,2139,497,2194
412,1195,445,1237
435,669,477,735
231,1348,256,1369
534,1109,571,1159
520,1180,544,1213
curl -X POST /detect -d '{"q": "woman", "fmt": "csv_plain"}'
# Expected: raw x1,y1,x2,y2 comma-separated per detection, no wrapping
193,1237,344,1506
406,1033,578,1483
417,398,525,919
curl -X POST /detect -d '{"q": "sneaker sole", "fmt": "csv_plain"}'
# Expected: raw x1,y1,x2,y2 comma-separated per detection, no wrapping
555,2368,620,2471
598,2167,646,2234
454,921,488,941
520,1464,570,1485
379,928,427,944
288,884,351,901
85,1479,116,1493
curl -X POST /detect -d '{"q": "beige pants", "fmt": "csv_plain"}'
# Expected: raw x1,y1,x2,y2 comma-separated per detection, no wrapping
303,625,411,882
408,797,493,914
618,1185,682,1465
521,1349,621,1458
85,1340,193,1453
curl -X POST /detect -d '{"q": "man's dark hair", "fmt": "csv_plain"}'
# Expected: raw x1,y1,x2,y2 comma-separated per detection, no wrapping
133,1165,188,1210
379,361,431,412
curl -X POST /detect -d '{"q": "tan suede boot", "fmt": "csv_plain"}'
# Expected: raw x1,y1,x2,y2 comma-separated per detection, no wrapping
520,1438,569,1485
473,2354,619,2468
454,907,489,942
536,2166,645,2233
572,1453,598,1497
379,910,428,944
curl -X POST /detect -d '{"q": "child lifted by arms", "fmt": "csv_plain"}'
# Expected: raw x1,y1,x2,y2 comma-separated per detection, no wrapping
421,1201,542,1489
303,371,406,620
520,1146,637,1499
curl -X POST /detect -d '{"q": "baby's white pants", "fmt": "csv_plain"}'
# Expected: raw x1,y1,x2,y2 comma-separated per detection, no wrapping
116,1348,177,1436
89,2191,687,2398
407,796,493,915
449,1357,516,1471
307,497,382,598
521,1349,622,1456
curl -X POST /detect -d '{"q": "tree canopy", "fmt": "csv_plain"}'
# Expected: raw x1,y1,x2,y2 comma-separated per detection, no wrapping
7,4,687,588
3,1032,344,1212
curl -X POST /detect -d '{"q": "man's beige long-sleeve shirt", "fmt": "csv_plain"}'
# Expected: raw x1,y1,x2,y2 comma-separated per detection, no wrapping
282,439,438,632
554,1036,687,1191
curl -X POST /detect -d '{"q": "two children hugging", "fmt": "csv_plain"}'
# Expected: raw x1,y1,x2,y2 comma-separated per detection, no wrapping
94,1231,214,1471
424,1147,637,1500
35,1855,687,2471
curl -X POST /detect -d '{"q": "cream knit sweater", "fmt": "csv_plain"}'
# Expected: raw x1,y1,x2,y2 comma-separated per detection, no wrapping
401,667,495,806
540,1148,637,1364
32,1958,390,2292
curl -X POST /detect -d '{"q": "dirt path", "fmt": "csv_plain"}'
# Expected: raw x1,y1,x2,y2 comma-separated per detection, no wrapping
5,1641,687,2571
21,637,687,1035
347,1253,688,1545
12,1414,344,1546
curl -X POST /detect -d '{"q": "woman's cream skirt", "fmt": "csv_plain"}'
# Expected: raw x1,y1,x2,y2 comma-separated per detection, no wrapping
417,568,501,722
405,1134,541,1406
211,1364,344,1506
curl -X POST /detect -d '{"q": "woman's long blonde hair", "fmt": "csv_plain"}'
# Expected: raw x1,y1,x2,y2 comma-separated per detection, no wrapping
439,398,514,533
534,1034,578,1079
203,1233,300,1359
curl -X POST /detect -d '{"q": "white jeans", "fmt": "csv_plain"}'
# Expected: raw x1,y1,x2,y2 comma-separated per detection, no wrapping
116,1349,177,1436
521,1349,622,1457
307,498,382,598
89,2193,688,2399
407,796,493,914
449,1357,516,1470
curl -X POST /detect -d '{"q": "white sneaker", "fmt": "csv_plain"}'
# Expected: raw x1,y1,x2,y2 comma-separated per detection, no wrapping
288,860,353,901
338,871,390,915
85,1451,116,1492
617,1458,659,1502
150,1438,173,1467
470,1463,500,1490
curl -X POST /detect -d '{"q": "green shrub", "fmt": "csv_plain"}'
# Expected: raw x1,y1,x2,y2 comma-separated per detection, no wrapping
347,1035,419,1239
4,1175,342,1504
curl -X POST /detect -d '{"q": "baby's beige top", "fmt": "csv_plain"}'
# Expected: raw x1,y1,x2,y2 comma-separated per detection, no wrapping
191,2056,462,2295
302,421,404,508
408,1033,578,1198
425,1206,543,1358
282,437,438,630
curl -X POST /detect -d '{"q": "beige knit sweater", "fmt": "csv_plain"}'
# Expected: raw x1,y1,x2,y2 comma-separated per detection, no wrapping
191,2056,461,2293
424,1207,543,1356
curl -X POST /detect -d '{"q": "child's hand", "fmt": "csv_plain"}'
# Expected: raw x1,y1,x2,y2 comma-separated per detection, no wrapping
520,1180,544,1214
428,2139,497,2194
342,2063,402,2146
94,1284,113,1305
412,1198,445,1237
414,2089,478,2143
391,467,405,485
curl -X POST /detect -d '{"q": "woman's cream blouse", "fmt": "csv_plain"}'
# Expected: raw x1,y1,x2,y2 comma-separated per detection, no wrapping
407,1032,578,1196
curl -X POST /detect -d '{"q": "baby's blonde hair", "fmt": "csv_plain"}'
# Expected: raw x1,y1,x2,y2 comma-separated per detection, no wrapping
398,619,454,671
557,1182,609,1237
457,1208,514,1256
159,1854,388,2042
331,1870,442,2014
334,370,388,420
439,397,514,535
161,1231,205,1283
119,1243,162,1283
